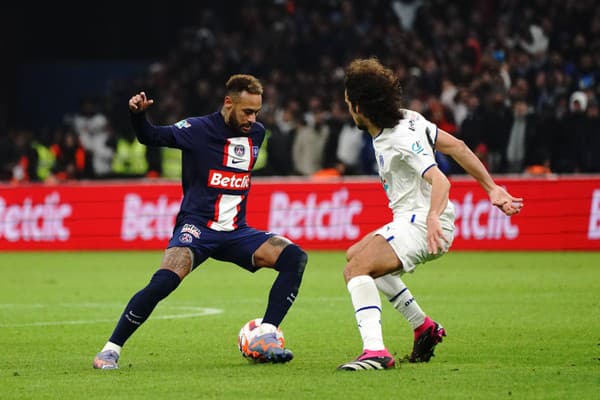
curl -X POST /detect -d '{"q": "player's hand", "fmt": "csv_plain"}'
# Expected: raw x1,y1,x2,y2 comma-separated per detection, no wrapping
128,91,154,113
489,185,523,216
426,215,449,255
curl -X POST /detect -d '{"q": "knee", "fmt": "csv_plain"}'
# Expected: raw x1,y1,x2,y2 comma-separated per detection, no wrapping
345,242,359,262
279,244,308,277
343,258,372,283
343,263,354,283
147,269,181,298
290,245,308,277
345,248,354,262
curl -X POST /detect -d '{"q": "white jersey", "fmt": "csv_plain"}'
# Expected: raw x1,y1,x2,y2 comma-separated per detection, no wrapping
372,109,455,226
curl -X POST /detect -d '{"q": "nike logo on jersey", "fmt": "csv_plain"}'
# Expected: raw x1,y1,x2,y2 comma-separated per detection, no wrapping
231,158,245,164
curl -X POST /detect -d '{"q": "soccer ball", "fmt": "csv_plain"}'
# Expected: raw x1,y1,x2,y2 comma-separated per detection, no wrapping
237,318,285,361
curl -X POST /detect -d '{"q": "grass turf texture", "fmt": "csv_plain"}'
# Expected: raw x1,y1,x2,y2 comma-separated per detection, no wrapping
0,251,598,399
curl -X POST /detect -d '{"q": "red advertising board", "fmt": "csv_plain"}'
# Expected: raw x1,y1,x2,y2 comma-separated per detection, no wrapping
1,176,599,251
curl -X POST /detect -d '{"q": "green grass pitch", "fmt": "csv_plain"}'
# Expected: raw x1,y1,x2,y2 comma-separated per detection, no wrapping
0,251,598,399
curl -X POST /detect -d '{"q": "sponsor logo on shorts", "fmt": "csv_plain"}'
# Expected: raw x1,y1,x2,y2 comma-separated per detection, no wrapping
182,223,201,239
178,232,193,243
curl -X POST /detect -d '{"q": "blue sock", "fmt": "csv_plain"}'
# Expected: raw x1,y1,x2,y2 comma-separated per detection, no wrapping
109,269,180,346
262,244,307,327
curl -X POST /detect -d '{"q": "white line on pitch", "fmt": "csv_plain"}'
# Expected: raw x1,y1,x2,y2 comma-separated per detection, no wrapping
0,305,223,328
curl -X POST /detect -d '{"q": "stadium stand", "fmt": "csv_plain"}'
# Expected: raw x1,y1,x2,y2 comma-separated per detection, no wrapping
2,0,600,182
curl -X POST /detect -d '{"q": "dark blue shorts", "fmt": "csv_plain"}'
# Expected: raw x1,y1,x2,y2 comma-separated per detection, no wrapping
167,223,274,272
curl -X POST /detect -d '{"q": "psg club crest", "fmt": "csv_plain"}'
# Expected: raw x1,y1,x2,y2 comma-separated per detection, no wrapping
178,233,193,244
234,145,245,157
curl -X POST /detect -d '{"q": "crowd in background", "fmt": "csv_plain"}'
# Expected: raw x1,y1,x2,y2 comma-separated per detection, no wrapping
2,0,600,183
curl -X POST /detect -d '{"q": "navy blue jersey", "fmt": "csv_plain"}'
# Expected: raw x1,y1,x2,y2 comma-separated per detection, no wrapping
132,111,264,231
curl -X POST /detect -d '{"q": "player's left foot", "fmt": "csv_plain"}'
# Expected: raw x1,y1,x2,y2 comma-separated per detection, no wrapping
247,332,294,363
93,350,120,370
338,349,395,371
409,317,446,363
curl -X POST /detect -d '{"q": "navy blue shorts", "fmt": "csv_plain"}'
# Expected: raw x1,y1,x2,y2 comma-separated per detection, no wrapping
167,223,274,272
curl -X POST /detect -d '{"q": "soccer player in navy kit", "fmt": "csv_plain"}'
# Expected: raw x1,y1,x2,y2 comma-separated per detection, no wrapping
93,75,307,369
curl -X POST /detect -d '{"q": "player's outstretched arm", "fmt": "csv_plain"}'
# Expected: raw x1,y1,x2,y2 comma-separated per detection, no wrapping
129,91,154,113
423,166,451,254
434,129,523,216
129,92,178,148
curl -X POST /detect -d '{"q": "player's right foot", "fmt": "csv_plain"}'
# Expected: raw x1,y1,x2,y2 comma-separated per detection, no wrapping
338,349,395,371
247,332,294,363
93,350,120,370
409,317,446,363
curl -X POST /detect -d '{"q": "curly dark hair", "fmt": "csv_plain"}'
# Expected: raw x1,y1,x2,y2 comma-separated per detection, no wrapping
344,58,404,129
226,74,263,96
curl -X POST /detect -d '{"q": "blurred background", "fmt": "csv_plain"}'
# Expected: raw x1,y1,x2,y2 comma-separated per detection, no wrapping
2,0,600,184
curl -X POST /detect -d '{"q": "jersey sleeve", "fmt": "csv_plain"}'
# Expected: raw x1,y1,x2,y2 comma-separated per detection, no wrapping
395,120,438,177
131,112,176,147
167,118,197,150
130,113,197,150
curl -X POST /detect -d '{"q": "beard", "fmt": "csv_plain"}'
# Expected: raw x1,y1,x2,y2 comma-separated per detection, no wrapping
227,113,251,133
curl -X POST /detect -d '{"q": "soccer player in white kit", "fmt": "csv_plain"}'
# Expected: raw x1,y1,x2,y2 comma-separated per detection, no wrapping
338,58,523,371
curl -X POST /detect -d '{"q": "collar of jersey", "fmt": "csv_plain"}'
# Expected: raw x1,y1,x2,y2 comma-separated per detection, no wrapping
372,128,384,140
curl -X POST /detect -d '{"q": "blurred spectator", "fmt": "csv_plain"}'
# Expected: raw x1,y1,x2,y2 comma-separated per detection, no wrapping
440,80,468,127
391,0,424,31
506,100,535,173
161,147,182,179
292,110,330,176
336,121,364,175
264,104,298,176
552,91,588,173
9,129,39,183
583,98,600,172
0,133,16,180
111,130,149,178
321,102,346,175
359,131,378,175
457,92,486,172
6,0,600,181
481,89,512,173
50,127,87,181
71,98,115,178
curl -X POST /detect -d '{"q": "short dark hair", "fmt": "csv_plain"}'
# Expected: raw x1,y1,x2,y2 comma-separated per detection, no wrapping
344,58,404,128
226,74,263,96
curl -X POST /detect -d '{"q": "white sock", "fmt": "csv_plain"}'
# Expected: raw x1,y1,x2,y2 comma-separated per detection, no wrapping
375,274,425,330
347,275,385,351
101,341,122,355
